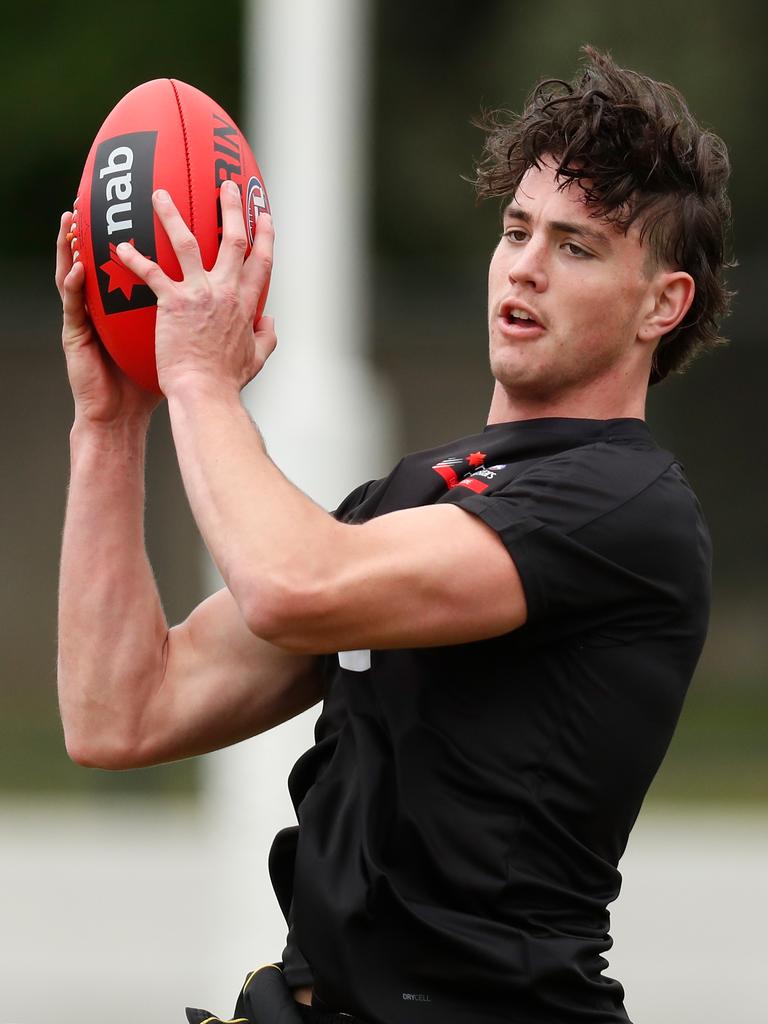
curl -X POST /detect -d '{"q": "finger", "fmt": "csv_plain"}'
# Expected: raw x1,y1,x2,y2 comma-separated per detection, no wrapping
241,212,274,312
152,188,206,281
212,179,249,279
61,261,93,339
56,211,75,295
115,239,170,296
254,314,276,338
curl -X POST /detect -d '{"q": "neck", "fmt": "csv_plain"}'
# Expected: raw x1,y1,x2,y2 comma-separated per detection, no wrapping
486,375,648,425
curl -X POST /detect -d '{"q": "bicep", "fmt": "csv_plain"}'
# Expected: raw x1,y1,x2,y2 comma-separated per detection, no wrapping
272,503,527,652
137,587,324,766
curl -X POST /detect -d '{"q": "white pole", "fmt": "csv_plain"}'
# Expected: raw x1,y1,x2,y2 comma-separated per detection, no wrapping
201,0,394,1007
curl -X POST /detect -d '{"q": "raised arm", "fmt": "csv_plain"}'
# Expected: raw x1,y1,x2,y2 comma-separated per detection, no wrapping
114,187,528,657
55,212,322,771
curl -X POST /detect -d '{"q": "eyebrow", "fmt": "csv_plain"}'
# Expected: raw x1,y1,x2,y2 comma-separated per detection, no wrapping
502,204,613,249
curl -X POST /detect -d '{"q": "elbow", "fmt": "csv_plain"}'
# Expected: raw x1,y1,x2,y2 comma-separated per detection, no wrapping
65,737,113,770
240,576,334,654
63,724,150,771
64,730,94,767
65,739,115,770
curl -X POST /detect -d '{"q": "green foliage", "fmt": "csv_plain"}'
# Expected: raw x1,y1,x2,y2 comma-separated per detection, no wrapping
1,0,243,263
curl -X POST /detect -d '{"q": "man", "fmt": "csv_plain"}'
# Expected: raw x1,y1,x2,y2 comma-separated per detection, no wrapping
55,47,731,1024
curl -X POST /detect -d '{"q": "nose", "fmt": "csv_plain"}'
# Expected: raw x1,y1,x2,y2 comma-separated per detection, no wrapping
507,238,548,292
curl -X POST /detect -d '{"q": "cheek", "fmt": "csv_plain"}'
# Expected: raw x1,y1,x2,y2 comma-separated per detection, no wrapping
602,284,648,342
488,247,505,288
565,271,642,337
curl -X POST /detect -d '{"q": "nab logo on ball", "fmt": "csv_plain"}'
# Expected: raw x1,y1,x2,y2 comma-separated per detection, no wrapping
91,131,158,315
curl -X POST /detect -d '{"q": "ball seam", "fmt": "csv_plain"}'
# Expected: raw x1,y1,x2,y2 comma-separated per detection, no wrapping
169,79,195,236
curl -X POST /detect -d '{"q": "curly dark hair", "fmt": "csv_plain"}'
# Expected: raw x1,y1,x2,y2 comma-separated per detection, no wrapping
474,46,734,384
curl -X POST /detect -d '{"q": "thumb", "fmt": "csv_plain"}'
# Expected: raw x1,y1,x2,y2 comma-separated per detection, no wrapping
61,262,95,345
253,315,277,366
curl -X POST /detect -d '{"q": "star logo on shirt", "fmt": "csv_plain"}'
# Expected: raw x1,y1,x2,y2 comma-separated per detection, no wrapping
432,451,489,490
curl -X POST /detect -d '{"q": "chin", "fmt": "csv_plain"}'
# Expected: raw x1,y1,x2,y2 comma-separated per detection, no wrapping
491,355,563,400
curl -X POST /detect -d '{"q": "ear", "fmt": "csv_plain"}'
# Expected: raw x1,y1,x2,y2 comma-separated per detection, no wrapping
638,271,695,343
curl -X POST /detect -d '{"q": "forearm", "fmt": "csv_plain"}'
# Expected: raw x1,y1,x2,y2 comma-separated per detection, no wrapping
114,192,344,644
58,417,168,766
166,382,341,637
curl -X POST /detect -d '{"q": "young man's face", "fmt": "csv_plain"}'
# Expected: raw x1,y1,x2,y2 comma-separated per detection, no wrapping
487,160,660,405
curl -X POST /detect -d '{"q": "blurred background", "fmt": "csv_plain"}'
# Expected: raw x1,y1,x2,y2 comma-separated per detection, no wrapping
1,1,765,1022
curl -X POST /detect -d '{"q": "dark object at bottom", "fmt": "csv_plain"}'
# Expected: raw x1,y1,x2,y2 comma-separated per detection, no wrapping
186,963,368,1024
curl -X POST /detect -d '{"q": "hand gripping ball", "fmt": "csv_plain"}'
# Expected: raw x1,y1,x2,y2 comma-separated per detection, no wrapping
70,79,271,392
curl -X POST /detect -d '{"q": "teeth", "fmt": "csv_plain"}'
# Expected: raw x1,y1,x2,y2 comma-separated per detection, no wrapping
509,309,532,321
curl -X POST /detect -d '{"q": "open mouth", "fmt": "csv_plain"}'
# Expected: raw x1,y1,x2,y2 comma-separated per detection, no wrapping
501,307,544,332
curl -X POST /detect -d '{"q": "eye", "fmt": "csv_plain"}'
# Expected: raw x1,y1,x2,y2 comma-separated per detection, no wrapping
562,241,592,258
503,228,528,243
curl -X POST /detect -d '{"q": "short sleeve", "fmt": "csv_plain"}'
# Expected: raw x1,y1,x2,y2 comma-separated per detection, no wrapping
331,478,386,523
437,443,700,632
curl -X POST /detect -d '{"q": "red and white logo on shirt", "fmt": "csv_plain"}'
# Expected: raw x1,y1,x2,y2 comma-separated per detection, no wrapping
432,451,491,492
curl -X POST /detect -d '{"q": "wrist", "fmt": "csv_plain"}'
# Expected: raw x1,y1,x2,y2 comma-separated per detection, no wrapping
70,413,151,457
163,372,244,414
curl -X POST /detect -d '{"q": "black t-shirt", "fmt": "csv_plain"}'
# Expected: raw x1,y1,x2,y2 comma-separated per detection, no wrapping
268,418,711,1024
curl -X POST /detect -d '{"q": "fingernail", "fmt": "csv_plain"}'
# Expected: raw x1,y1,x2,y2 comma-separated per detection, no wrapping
116,242,131,256
224,179,239,196
73,251,79,261
154,189,170,203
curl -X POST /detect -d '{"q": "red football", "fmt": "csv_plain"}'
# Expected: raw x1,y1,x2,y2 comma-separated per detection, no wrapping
71,79,271,392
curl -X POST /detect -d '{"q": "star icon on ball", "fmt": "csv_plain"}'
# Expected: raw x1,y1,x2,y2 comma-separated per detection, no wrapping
99,240,145,300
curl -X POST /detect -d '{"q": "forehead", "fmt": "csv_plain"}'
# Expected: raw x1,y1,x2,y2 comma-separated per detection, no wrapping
507,161,626,234
509,162,592,215
504,162,645,253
